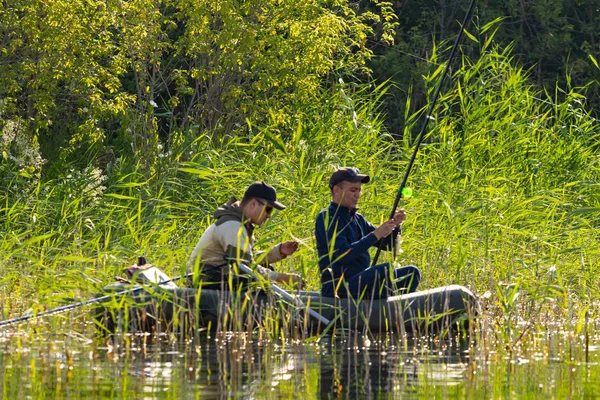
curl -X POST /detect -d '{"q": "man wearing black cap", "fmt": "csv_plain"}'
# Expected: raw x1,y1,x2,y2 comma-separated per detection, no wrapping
187,181,302,289
315,167,420,299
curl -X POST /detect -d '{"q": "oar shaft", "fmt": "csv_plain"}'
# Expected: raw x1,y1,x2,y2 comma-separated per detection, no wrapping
270,282,331,325
237,263,331,325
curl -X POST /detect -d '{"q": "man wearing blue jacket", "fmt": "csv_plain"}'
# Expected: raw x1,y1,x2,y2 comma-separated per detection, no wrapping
315,167,420,299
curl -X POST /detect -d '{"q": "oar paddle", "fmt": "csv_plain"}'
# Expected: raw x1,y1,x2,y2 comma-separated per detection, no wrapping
237,263,331,325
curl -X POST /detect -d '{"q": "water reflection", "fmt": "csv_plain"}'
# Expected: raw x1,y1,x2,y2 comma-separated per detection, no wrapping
1,330,599,398
101,333,474,398
317,336,471,398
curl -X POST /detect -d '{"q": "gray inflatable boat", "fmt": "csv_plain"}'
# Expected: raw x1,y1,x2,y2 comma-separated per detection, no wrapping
95,282,479,337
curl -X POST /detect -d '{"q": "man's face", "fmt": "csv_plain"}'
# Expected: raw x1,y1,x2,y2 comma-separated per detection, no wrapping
333,181,362,209
248,198,273,225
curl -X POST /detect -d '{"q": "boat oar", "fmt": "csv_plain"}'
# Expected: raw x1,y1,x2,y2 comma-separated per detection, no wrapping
0,272,191,329
237,263,331,326
372,0,477,266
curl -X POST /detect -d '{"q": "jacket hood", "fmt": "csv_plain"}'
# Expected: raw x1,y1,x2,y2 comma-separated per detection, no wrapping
214,197,243,223
214,197,254,236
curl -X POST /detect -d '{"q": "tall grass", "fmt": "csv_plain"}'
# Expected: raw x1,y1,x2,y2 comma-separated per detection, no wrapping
400,43,600,344
1,40,599,348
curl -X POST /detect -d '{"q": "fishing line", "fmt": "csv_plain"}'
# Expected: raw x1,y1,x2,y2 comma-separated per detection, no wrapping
372,0,478,266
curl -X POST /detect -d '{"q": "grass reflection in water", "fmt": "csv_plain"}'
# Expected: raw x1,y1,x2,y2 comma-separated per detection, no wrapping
2,326,600,399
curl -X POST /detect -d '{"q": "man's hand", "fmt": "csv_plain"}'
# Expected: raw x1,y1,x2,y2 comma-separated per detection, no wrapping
373,220,397,239
275,272,305,289
392,209,406,225
373,209,407,239
279,240,299,257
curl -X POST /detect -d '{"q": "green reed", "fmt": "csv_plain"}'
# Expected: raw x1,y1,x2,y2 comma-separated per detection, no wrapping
0,38,599,354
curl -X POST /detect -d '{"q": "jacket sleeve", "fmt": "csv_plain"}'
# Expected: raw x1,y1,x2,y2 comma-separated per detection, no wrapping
315,211,377,266
254,244,286,266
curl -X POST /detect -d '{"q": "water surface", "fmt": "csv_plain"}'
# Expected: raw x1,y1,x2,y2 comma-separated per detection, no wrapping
1,329,598,398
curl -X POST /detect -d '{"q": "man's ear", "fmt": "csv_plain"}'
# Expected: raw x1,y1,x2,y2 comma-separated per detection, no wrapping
332,184,343,202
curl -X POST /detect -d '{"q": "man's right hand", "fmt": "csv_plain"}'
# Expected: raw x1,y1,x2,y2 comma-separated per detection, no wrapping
373,220,396,239
373,209,406,239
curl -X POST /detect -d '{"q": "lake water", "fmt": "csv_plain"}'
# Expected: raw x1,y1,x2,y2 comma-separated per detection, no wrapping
1,328,599,399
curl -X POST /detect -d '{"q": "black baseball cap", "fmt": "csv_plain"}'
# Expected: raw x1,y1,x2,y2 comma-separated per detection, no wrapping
329,167,370,189
243,181,286,210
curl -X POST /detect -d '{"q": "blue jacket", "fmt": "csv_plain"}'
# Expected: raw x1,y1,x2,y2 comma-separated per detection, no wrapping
315,202,395,296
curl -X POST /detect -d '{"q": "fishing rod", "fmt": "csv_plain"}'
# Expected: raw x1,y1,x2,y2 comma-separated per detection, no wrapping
0,268,190,329
372,0,477,266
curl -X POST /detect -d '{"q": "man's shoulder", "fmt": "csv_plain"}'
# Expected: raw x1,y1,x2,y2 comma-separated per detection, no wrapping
316,204,338,219
352,211,370,224
317,206,330,214
353,210,367,218
214,219,245,236
216,218,243,225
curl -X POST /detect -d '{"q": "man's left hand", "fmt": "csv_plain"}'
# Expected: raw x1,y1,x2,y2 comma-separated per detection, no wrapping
281,272,305,289
392,209,407,226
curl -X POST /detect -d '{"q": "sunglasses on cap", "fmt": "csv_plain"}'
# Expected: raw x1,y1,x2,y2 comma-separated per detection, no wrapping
255,199,274,214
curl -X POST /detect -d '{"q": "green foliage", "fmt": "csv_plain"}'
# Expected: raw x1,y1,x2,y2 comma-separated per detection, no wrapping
369,0,600,134
0,4,599,360
0,0,131,167
0,0,392,173
395,43,600,338
2,39,600,334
